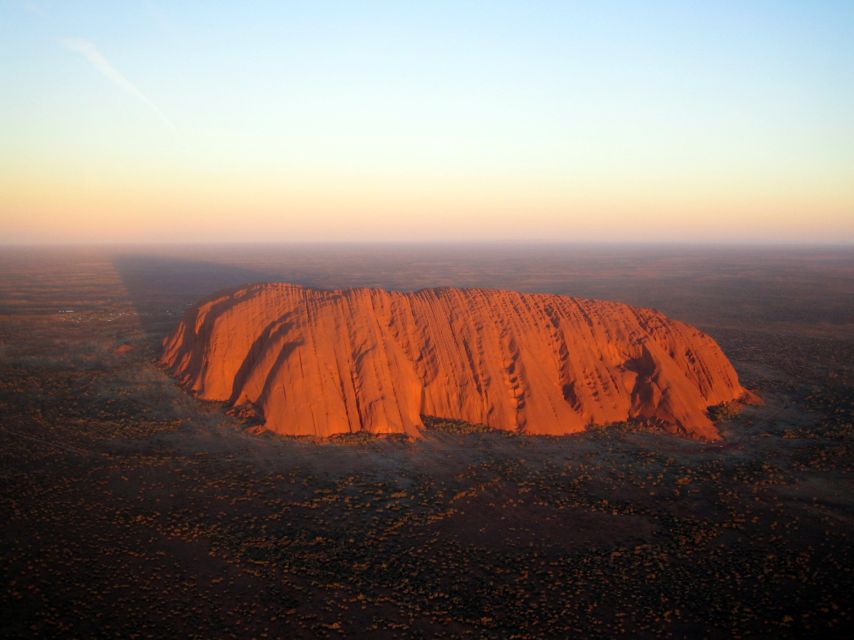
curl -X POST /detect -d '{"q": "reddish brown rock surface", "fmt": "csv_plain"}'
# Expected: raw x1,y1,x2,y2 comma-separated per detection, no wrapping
161,284,749,439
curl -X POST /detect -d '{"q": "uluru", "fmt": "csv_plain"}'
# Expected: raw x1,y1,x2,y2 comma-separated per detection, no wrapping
161,283,749,440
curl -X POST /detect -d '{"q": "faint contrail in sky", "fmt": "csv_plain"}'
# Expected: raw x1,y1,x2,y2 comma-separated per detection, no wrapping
22,1,48,17
61,37,177,135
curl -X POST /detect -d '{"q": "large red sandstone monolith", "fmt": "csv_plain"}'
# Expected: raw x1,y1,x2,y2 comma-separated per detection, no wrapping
161,284,749,440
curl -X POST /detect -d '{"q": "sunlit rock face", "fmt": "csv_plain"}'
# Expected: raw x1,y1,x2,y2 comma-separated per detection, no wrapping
162,283,748,440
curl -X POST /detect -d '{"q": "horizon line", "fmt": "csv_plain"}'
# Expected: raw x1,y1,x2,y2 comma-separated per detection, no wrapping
2,239,853,249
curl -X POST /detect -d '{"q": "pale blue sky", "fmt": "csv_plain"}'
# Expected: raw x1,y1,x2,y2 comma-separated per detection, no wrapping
1,1,852,242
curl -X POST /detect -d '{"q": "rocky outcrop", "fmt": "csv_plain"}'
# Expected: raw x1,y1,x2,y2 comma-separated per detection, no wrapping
161,283,749,439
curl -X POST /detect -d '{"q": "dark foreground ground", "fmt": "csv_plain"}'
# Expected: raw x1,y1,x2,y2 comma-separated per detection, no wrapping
1,243,852,638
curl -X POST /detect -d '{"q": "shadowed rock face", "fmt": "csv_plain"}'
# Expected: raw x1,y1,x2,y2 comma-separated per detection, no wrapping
161,283,748,440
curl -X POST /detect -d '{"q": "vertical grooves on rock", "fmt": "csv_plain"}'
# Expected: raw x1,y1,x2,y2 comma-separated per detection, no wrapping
161,283,749,440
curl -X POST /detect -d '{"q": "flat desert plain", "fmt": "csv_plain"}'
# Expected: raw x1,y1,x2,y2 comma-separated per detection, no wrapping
1,244,852,638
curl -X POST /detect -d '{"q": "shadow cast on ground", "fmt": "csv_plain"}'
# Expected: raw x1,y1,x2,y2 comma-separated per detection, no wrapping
111,253,271,343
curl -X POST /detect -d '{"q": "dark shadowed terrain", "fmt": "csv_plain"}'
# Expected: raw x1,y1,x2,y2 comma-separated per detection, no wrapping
1,244,852,638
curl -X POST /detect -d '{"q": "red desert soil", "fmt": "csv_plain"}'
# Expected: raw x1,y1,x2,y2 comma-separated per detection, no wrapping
161,284,749,439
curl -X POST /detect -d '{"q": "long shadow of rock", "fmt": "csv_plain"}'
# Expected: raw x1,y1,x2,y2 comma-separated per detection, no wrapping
111,252,271,347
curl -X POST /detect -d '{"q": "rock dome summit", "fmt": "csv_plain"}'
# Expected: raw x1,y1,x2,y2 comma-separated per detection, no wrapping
161,283,750,440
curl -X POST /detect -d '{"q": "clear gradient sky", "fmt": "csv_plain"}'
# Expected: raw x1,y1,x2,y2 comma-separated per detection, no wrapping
1,1,853,244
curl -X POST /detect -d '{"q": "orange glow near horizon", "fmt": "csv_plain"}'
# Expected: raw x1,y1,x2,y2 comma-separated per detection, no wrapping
3,165,852,244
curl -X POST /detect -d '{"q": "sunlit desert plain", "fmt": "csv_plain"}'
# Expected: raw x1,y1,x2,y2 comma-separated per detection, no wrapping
1,243,852,638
